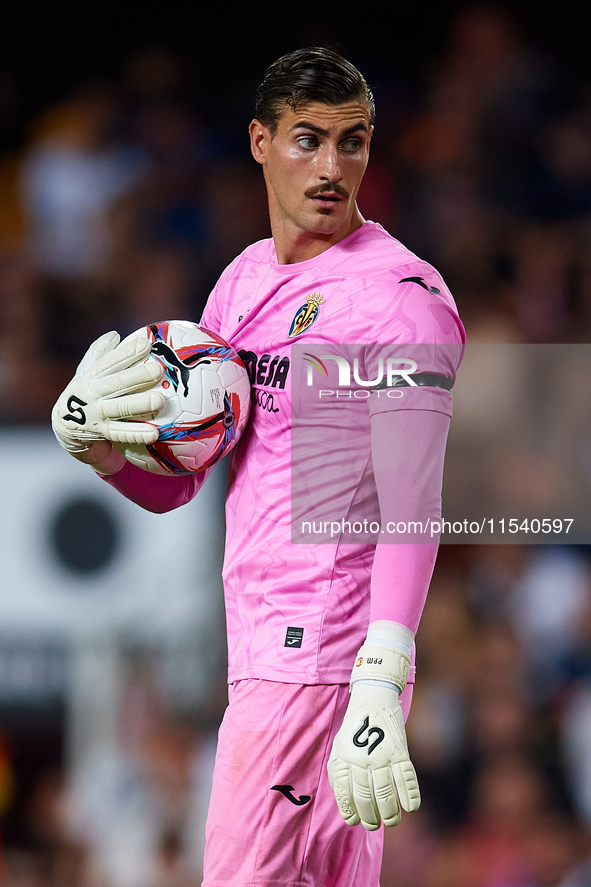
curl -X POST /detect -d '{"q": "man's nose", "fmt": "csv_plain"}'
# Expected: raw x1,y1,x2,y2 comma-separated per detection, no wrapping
318,145,342,182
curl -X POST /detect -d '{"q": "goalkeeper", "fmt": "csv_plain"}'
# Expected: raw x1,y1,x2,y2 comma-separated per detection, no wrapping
52,47,464,887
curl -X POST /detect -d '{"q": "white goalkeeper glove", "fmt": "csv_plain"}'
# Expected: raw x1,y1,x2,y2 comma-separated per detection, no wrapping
52,331,165,463
328,621,420,830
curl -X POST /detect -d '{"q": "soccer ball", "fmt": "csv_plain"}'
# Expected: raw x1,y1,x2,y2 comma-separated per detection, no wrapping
115,320,251,475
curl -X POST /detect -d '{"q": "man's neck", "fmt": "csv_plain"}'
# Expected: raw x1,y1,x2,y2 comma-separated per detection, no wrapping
272,207,366,265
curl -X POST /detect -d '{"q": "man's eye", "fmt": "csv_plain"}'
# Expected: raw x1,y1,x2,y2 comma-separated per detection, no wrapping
341,138,362,152
297,136,318,149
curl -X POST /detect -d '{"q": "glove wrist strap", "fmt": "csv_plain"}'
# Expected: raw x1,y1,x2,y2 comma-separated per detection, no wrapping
350,644,411,693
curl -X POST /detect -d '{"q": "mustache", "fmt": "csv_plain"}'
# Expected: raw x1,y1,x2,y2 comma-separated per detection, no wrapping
304,182,349,199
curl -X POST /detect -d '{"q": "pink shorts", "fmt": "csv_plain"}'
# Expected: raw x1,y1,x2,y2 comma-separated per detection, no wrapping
202,679,414,887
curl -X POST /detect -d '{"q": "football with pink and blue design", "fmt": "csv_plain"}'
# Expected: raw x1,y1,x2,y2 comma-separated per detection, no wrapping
116,321,251,475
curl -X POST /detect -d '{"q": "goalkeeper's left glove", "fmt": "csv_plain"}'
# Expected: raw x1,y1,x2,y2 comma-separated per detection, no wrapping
327,621,420,830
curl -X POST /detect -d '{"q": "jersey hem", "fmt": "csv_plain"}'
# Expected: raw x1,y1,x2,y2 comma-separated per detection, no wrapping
227,663,417,686
202,881,311,886
227,664,351,686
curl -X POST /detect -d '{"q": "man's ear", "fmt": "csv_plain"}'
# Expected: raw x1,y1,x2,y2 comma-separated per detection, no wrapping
250,119,270,165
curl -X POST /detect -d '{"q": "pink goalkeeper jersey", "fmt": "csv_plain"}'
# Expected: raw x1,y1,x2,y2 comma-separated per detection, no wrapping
104,221,464,683
190,220,465,684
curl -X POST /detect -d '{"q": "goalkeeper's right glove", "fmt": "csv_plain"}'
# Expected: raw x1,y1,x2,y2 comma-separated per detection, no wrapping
51,331,164,469
327,622,420,830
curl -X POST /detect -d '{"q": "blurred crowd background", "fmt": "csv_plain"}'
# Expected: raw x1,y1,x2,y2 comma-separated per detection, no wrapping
2,2,591,885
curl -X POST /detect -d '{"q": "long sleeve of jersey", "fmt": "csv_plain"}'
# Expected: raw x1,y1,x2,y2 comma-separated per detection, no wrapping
101,459,207,513
369,408,450,634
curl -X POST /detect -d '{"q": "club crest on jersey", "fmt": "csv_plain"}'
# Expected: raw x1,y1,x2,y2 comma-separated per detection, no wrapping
288,293,325,338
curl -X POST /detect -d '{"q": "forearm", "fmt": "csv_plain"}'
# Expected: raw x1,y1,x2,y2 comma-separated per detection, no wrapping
369,408,450,632
370,543,438,633
100,459,208,514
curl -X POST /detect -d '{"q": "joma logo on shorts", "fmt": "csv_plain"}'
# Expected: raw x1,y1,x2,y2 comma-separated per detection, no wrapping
270,784,312,806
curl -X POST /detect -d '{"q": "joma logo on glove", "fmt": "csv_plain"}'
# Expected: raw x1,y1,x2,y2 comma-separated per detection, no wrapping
63,395,88,425
333,783,355,817
353,717,385,754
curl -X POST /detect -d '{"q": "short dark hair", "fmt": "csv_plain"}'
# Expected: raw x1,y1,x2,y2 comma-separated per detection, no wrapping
254,47,375,136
